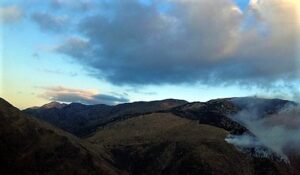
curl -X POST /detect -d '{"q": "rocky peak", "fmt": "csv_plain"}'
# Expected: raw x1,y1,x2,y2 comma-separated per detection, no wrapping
41,101,67,109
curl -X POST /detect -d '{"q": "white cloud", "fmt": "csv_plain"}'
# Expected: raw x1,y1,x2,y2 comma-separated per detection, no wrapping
39,86,129,105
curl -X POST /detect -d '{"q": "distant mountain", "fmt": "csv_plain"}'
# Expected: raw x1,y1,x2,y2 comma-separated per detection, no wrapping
0,98,120,175
24,99,188,136
229,97,296,117
40,101,67,109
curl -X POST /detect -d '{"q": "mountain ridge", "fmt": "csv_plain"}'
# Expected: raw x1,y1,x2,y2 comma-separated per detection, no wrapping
25,96,294,137
24,99,188,136
1,97,300,174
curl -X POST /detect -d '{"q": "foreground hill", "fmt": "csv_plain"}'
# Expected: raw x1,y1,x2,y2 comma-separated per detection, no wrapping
0,98,120,175
88,112,293,175
24,99,187,136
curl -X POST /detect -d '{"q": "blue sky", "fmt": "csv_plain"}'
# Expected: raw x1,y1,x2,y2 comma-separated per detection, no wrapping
234,0,250,11
0,0,299,108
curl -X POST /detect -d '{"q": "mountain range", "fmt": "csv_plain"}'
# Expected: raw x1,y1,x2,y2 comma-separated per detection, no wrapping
1,97,299,175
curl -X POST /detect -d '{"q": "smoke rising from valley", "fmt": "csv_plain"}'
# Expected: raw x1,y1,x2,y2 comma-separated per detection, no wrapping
226,100,300,161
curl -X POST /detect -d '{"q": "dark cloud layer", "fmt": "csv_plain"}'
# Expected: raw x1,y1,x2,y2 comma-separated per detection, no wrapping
35,0,299,87
40,86,129,105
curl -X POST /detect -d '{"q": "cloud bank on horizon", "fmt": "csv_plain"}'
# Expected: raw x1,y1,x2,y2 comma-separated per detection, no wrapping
39,86,129,105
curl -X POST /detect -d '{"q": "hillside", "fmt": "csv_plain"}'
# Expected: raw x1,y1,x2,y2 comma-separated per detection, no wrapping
24,99,187,136
2,97,300,175
0,98,120,175
24,97,293,138
88,112,293,175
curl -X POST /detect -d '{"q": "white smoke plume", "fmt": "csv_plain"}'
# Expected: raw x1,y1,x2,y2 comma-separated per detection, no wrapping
225,134,289,162
226,101,300,161
225,134,262,148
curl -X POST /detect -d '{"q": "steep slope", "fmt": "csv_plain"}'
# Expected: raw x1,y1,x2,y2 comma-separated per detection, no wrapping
88,112,293,175
24,99,187,136
0,98,120,175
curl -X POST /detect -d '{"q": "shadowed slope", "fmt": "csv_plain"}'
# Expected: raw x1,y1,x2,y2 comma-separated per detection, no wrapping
0,98,120,175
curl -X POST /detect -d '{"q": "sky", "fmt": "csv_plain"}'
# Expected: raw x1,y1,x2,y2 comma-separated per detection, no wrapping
0,0,299,109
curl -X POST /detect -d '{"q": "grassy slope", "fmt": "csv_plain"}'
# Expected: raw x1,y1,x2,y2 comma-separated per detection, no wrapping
23,99,187,137
0,98,121,175
88,113,292,175
1,97,297,175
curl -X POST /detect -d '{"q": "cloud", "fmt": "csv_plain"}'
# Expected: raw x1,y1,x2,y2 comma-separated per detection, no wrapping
55,37,91,59
56,0,244,85
40,86,129,105
50,0,94,11
31,12,70,32
0,5,22,24
47,0,299,88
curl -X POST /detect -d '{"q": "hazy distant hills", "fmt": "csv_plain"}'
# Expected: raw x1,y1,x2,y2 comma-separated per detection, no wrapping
1,97,299,175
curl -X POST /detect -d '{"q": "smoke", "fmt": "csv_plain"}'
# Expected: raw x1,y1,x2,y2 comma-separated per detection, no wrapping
225,134,289,162
226,99,300,161
225,134,262,148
